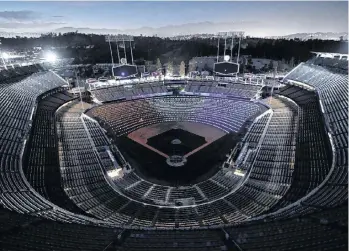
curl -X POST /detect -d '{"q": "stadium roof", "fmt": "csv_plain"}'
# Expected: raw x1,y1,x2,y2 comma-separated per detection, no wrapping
310,51,349,58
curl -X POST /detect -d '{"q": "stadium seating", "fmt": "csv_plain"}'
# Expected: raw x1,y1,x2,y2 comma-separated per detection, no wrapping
57,93,326,227
1,201,346,251
91,82,168,102
185,81,261,99
216,97,297,219
228,204,347,251
91,80,261,103
56,100,133,224
265,85,332,212
22,89,90,214
88,96,265,135
55,97,275,227
0,71,88,218
262,62,348,220
307,56,348,72
0,61,347,250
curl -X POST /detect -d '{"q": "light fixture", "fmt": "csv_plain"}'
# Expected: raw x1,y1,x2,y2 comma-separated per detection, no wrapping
2,52,9,59
45,52,57,62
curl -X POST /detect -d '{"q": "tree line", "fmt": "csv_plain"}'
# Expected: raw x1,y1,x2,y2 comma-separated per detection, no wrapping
0,32,347,66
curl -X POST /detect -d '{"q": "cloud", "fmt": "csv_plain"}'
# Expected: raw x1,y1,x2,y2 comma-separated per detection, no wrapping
0,21,66,33
0,11,65,32
0,21,64,28
0,10,40,21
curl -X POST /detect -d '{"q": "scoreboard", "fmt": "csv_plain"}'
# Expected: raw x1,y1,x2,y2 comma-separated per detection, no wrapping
112,64,138,78
214,62,240,76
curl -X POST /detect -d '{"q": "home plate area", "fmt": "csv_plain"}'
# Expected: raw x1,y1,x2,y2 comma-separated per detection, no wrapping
121,122,237,185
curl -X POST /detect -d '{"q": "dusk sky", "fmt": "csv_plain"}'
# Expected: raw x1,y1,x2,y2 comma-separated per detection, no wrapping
0,1,347,36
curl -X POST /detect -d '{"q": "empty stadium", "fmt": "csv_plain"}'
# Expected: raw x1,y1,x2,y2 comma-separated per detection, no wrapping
0,53,348,251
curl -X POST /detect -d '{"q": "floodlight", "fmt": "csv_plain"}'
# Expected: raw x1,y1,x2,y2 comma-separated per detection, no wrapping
120,58,127,65
107,169,123,178
234,169,245,177
45,52,57,62
224,55,230,62
2,52,9,59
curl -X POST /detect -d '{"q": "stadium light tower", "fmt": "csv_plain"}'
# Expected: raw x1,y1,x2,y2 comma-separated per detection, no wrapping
217,32,233,62
216,31,244,63
216,35,220,63
236,32,244,65
106,36,115,66
105,35,135,66
214,31,244,78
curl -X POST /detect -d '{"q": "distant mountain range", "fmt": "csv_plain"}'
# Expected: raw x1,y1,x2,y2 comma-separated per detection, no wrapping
0,21,347,40
53,23,347,41
269,32,348,41
53,21,258,37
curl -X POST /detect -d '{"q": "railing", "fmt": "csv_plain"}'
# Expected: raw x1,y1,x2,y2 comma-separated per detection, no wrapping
238,108,274,184
88,76,267,92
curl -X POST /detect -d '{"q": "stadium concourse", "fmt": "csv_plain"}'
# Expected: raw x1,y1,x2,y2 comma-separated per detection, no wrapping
0,55,348,251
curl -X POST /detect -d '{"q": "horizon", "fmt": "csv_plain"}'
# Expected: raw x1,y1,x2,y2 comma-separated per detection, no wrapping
0,1,348,37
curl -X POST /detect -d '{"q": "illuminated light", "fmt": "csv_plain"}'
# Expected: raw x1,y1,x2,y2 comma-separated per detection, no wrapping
45,51,57,62
234,169,245,177
224,55,230,62
2,52,9,59
107,169,123,178
121,72,125,76
120,58,127,65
